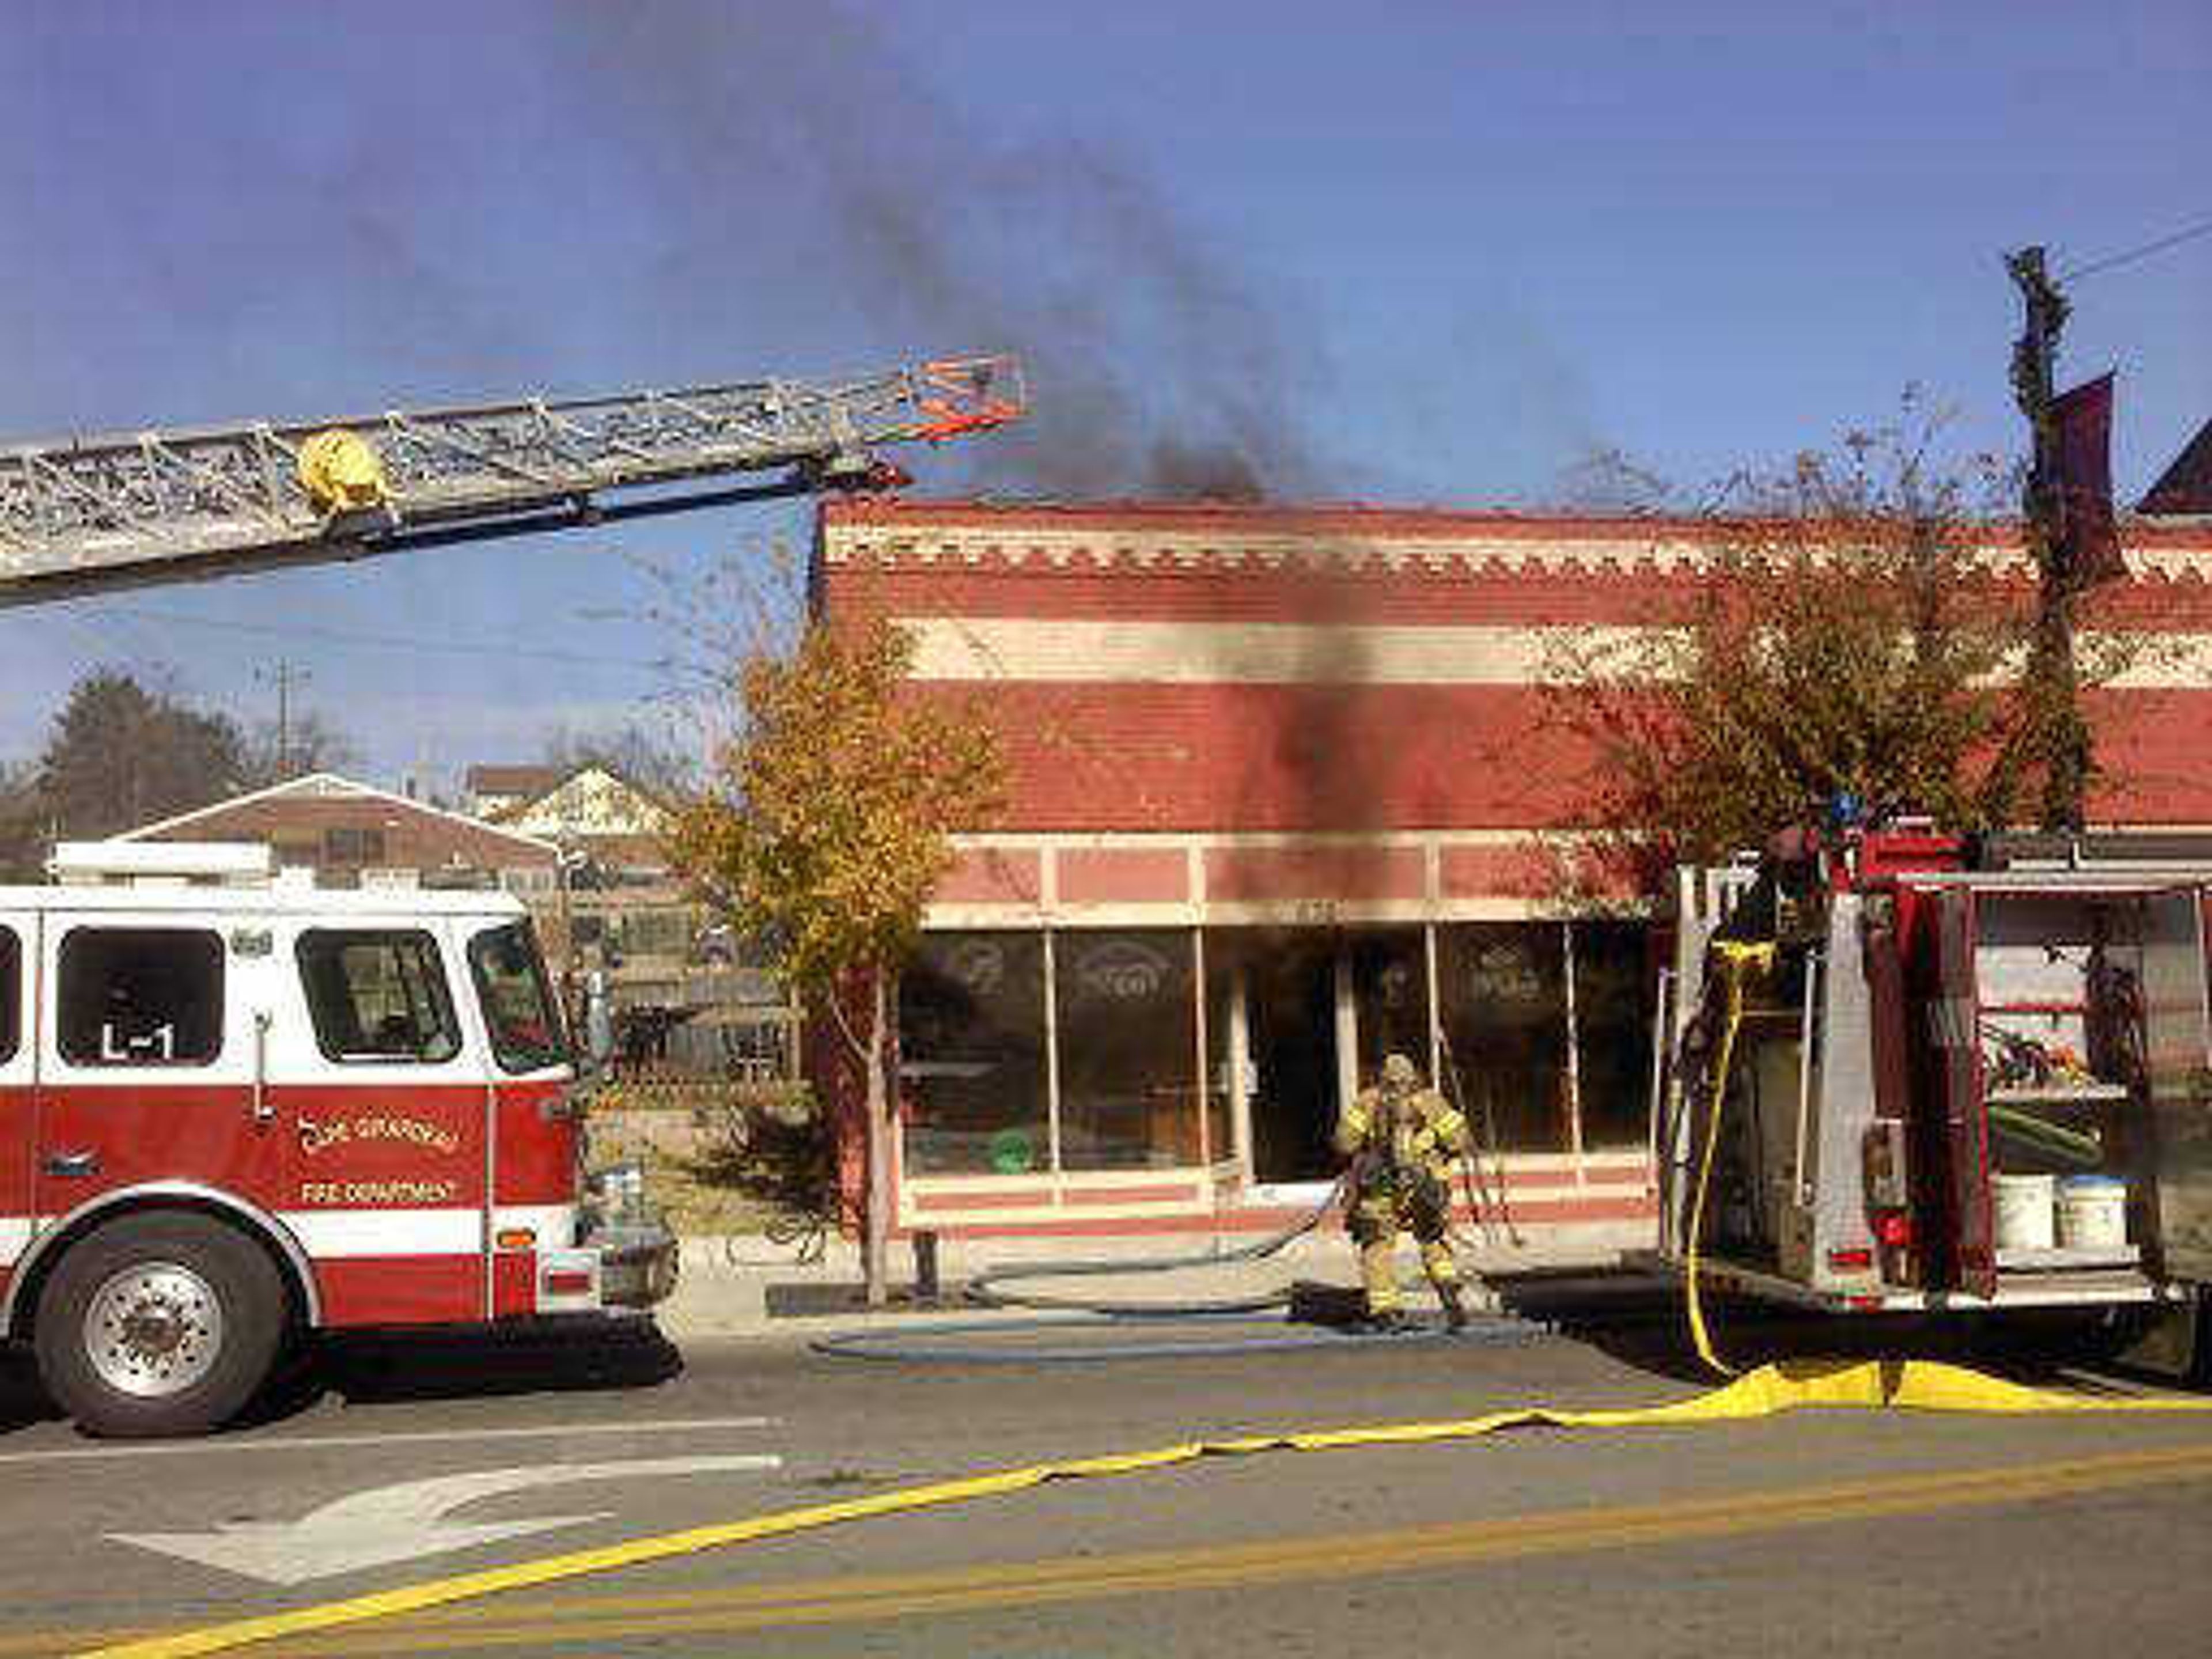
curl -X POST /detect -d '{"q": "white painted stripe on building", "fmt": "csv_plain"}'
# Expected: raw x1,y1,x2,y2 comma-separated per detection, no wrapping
905,616,2212,693
0,1218,31,1268
904,617,1641,686
2104,634,2212,689
278,1207,481,1258
955,828,1558,850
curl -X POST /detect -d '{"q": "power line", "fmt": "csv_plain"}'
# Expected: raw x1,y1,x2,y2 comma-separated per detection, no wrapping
254,660,309,775
2059,214,2212,282
100,606,682,675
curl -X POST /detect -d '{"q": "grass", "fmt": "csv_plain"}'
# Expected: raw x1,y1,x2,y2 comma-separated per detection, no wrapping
584,1082,830,1243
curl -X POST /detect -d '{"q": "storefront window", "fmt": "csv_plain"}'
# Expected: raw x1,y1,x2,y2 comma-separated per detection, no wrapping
1058,930,1199,1170
1574,920,1656,1148
1438,923,1570,1153
899,931,1048,1176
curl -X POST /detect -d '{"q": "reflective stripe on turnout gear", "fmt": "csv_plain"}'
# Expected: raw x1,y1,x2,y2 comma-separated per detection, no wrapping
1336,1085,1469,1181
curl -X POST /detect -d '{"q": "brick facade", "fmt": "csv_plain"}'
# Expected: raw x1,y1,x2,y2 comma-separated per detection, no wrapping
813,499,2212,1242
122,773,558,886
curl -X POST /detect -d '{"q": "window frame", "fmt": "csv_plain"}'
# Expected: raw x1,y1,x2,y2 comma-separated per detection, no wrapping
466,921,569,1075
897,929,1051,1177
323,825,388,864
0,925,20,1066
55,925,227,1070
1053,927,1202,1172
295,926,464,1066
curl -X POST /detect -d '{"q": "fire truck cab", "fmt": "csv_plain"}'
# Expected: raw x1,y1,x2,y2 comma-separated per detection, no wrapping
0,842,676,1436
1655,825,2212,1349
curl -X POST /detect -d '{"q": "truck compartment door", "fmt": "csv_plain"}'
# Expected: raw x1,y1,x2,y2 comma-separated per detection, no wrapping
2141,888,2212,1281
1935,888,1997,1297
35,920,289,1220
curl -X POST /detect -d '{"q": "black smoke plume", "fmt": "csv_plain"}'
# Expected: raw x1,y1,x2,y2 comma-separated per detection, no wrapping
565,5,1330,501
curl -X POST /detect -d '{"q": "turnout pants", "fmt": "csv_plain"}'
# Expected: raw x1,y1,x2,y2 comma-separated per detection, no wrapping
1348,1171,1458,1314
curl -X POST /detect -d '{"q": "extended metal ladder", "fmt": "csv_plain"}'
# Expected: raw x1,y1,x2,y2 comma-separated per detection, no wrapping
0,355,1021,605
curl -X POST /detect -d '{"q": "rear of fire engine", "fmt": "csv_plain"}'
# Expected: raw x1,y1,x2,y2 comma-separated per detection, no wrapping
0,843,677,1437
1654,825,2212,1367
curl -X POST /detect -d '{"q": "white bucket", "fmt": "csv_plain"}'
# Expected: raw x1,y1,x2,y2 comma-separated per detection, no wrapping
2058,1176,2128,1250
1994,1173,2056,1251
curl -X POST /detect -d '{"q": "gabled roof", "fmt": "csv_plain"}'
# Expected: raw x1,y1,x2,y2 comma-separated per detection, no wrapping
2141,418,2212,516
118,772,561,855
497,765,672,842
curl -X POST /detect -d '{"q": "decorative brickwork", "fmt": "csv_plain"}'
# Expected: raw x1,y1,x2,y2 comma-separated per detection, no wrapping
813,499,2212,1239
824,500,2212,872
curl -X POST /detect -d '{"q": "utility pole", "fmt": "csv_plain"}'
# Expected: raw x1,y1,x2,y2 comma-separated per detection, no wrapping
256,660,309,779
2005,245,2090,832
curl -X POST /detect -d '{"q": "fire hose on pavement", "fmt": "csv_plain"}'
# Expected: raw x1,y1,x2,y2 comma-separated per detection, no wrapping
813,1171,1548,1362
1681,939,1779,1377
89,1355,2212,1659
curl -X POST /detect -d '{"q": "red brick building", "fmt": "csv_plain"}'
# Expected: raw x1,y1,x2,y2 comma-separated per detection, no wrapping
120,773,560,893
814,498,2212,1243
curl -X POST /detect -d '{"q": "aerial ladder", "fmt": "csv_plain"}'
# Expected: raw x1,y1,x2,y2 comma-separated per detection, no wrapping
0,354,1023,606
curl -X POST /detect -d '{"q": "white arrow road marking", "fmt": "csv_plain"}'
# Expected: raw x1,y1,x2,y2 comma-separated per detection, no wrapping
0,1414,779,1467
108,1453,783,1585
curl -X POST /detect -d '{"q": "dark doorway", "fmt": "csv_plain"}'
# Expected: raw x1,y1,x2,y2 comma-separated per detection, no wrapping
1240,933,1340,1183
1349,929,1427,1080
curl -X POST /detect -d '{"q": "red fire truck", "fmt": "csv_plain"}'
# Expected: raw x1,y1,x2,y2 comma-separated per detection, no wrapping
0,351,1024,1436
0,842,675,1436
1654,823,2212,1370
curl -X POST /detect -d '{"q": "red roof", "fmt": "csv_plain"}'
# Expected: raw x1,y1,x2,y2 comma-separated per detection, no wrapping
2141,419,2212,516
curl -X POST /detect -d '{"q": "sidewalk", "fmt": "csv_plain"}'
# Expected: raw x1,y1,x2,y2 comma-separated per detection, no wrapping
651,1220,1657,1340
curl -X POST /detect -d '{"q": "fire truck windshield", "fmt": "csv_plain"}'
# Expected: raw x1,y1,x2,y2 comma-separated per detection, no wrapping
466,922,568,1074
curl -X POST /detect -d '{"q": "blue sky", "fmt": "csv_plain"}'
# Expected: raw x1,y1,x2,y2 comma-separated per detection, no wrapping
4,2,2206,789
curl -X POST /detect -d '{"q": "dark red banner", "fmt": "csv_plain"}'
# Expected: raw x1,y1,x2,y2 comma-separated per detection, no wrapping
2048,372,2123,585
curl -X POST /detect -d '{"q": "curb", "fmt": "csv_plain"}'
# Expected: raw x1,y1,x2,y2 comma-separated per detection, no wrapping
649,1224,1656,1340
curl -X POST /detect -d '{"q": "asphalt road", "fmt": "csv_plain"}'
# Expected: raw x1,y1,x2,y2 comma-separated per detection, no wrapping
2,1294,2209,1657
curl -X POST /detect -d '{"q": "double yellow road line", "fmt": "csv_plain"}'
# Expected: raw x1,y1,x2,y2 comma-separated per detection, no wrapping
240,1440,2212,1653
65,1358,2212,1658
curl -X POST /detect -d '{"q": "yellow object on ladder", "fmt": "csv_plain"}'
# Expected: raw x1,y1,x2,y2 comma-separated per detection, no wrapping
295,429,391,516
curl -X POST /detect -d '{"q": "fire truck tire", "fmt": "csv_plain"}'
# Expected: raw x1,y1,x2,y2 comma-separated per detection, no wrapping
32,1213,289,1438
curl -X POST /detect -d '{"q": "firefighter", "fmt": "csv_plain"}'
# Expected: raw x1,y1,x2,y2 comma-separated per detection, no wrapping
1336,1051,1471,1331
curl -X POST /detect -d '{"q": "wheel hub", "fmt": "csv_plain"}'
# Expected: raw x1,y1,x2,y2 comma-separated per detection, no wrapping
83,1263,224,1399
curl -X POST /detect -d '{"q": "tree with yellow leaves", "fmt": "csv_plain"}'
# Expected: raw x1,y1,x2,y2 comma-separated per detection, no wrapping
671,616,1003,1304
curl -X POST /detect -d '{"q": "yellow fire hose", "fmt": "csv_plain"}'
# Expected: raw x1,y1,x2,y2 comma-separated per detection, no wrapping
84,1352,2212,1659
1682,940,1775,1376
78,954,2212,1658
